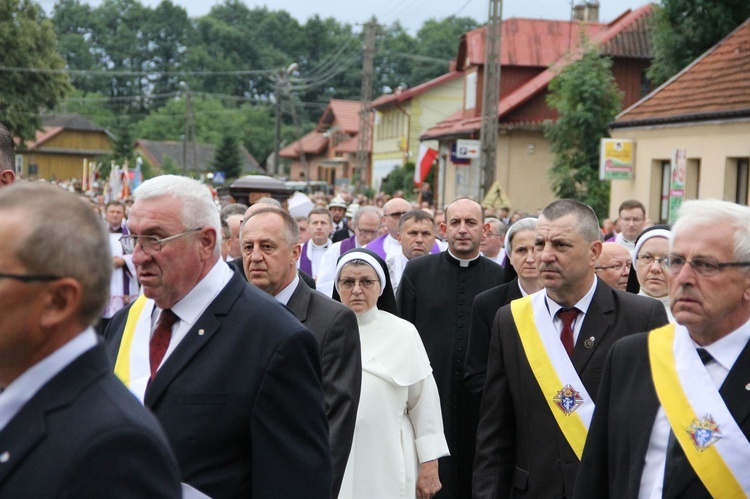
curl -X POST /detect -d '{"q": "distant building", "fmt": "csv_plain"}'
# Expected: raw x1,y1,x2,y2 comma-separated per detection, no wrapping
135,139,261,176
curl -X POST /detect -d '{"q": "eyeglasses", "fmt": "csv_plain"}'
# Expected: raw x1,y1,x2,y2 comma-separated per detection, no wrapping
0,272,61,282
120,228,202,255
384,211,407,220
355,228,380,237
636,255,669,267
664,256,750,277
337,278,378,290
595,262,632,272
486,232,504,238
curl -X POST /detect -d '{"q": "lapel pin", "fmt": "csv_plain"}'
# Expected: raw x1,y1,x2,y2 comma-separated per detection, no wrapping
0,451,9,463
198,329,205,336
584,337,595,349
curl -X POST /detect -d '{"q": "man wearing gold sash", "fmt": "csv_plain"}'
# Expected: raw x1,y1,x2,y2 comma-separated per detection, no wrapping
473,199,668,498
576,199,750,498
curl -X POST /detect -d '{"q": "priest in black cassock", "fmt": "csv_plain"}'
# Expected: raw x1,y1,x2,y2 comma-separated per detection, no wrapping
397,198,504,499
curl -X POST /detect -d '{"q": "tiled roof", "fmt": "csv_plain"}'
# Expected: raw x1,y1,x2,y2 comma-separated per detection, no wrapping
335,134,370,154
371,71,464,109
279,131,329,158
41,114,107,132
136,139,261,173
422,4,654,140
615,16,750,126
317,99,361,134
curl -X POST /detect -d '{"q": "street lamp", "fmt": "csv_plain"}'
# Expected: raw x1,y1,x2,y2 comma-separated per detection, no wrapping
273,63,298,177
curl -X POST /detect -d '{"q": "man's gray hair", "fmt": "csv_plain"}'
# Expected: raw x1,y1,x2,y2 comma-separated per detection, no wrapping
486,217,507,236
245,206,299,247
221,203,248,219
353,205,382,228
673,199,750,263
0,123,15,172
0,183,111,325
133,175,221,257
254,197,282,208
540,199,600,243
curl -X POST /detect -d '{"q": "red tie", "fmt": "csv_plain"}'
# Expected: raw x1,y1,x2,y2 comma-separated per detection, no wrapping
557,308,579,358
150,309,178,380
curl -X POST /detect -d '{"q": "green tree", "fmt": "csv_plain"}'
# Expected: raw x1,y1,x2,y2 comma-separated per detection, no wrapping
0,0,70,140
381,162,416,198
213,131,242,179
410,16,479,84
649,0,750,85
545,42,622,220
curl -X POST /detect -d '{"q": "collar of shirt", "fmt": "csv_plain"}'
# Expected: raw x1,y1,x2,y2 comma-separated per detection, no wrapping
545,276,598,342
0,329,98,432
691,316,750,379
447,249,481,268
273,274,300,306
310,240,330,251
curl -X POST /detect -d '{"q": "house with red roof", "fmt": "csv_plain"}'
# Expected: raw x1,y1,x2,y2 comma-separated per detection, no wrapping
280,99,367,187
608,16,750,220
15,114,113,181
421,4,655,210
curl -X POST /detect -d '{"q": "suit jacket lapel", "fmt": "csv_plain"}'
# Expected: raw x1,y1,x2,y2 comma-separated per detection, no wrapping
286,280,311,324
573,283,614,374
144,273,245,408
0,346,106,486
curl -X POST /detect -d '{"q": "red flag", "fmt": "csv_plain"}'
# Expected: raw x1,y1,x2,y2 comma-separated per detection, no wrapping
415,143,438,186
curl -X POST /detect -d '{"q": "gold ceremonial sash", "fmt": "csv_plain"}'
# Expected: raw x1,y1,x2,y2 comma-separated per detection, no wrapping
511,295,590,459
113,294,148,387
649,324,745,497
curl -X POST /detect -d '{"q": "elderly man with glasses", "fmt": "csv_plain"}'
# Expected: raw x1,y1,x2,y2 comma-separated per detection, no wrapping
479,217,508,265
595,242,633,291
576,199,750,498
105,175,332,498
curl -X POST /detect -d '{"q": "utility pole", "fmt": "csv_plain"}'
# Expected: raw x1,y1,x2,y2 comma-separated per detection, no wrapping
479,0,503,196
272,63,298,177
355,20,377,190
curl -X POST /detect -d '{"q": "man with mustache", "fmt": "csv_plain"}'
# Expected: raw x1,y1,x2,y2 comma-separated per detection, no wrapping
397,197,505,498
473,199,668,498
575,200,750,497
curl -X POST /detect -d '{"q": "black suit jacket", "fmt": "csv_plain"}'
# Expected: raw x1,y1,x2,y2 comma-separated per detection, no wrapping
105,272,332,498
473,281,669,498
229,256,316,289
574,333,750,498
331,225,351,243
0,343,181,498
286,279,361,498
465,278,524,394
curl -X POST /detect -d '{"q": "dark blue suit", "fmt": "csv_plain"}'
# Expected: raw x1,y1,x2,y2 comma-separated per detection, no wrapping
105,271,332,498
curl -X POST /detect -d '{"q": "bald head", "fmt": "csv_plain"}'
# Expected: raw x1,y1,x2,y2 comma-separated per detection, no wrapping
382,198,413,238
595,242,632,291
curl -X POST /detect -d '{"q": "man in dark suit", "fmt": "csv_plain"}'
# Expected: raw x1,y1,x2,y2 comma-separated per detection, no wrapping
473,199,668,498
575,200,750,498
104,175,331,498
0,182,181,497
241,206,361,498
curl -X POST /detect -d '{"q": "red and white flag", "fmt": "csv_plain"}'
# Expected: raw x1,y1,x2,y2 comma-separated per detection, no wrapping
414,143,438,186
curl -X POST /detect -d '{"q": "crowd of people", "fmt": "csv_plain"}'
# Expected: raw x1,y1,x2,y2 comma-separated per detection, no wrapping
1,119,750,499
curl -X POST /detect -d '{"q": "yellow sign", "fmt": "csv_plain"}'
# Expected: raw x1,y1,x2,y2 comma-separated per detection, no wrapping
599,139,634,180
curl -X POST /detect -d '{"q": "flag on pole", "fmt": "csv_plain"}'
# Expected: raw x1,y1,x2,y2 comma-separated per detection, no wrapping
414,143,438,186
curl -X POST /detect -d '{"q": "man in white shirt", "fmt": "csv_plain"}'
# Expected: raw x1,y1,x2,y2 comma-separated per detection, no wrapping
575,199,750,498
100,201,138,332
387,209,437,295
0,182,181,497
298,207,333,280
610,199,647,254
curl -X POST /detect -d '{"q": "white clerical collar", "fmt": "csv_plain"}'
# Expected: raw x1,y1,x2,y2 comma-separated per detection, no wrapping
448,249,480,267
310,240,330,250
273,274,300,306
691,316,750,373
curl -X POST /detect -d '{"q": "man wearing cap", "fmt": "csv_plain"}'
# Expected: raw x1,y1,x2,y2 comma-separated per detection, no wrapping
575,200,750,498
473,199,668,498
329,195,350,242
317,206,382,297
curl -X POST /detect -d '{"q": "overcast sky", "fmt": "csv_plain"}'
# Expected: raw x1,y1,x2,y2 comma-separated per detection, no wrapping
42,0,651,32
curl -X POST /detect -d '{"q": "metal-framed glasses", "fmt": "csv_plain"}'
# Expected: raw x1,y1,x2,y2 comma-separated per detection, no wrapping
120,228,202,255
384,211,407,220
0,272,61,282
486,232,504,238
663,255,750,277
337,278,378,290
595,262,632,272
635,254,669,267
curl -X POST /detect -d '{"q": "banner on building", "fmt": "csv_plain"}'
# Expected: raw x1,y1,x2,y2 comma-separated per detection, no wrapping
668,148,687,224
599,139,634,180
415,143,438,186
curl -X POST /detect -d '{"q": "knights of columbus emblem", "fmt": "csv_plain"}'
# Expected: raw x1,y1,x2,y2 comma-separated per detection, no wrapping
686,414,722,451
553,384,584,415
